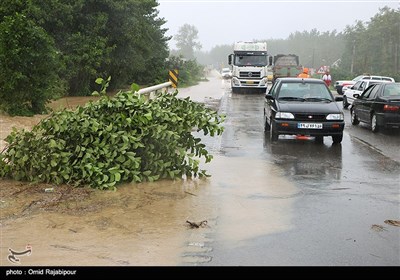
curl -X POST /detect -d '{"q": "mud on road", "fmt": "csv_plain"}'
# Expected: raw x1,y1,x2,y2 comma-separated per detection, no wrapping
0,86,222,266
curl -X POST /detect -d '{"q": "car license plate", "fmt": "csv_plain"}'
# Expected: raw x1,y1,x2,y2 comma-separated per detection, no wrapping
246,80,254,84
298,123,323,129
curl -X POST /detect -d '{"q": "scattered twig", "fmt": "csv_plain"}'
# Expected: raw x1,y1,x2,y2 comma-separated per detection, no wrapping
184,191,197,196
186,220,208,229
384,220,400,227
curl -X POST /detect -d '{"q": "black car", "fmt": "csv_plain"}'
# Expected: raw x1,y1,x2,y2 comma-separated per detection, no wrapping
350,82,400,132
264,78,345,143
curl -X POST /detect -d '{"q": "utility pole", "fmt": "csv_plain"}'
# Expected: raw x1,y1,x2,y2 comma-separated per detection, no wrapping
350,40,356,75
312,48,315,69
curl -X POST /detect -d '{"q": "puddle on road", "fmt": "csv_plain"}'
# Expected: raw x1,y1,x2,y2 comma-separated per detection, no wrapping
205,156,300,246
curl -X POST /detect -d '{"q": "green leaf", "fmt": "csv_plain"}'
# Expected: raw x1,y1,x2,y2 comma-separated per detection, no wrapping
131,83,140,92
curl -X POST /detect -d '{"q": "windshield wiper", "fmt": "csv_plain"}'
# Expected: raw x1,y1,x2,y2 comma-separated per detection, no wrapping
304,97,332,102
278,96,305,101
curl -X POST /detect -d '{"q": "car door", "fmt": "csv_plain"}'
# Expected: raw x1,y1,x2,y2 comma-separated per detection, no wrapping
264,80,280,124
351,81,367,103
356,84,379,122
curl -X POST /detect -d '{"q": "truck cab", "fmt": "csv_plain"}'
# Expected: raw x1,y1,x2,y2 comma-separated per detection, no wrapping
228,42,271,93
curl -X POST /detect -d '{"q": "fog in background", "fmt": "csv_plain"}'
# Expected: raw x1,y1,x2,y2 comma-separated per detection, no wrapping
157,0,400,51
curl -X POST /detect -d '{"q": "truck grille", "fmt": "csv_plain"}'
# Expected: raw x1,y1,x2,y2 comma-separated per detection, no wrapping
240,71,261,78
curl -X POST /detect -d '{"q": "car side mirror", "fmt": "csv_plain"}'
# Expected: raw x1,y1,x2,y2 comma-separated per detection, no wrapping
335,96,343,102
265,94,274,100
353,94,360,99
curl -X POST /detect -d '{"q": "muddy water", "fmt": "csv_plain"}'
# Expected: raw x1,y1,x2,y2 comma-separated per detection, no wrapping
0,73,298,266
0,155,297,266
1,179,215,266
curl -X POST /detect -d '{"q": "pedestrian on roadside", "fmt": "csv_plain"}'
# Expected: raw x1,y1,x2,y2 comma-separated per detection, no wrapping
298,67,310,78
323,71,332,87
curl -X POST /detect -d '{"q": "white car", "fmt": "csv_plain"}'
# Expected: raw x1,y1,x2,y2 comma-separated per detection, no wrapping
342,79,391,108
335,75,394,95
221,68,232,79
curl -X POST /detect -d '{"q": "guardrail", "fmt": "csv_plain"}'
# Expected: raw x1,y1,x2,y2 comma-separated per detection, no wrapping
136,69,178,97
137,81,174,99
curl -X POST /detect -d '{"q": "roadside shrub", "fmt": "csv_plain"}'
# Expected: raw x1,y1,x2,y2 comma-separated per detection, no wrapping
0,82,225,190
166,55,204,87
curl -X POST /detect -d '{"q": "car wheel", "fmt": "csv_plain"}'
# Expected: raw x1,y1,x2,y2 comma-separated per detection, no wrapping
343,96,349,109
270,119,278,142
315,136,323,143
332,134,343,144
264,115,270,132
371,113,379,133
350,109,359,125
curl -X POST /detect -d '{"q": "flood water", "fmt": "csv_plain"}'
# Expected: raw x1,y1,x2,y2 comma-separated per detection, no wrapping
1,71,291,266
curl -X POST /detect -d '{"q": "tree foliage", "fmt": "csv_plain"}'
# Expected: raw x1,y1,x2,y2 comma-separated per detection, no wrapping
0,83,225,190
340,7,400,80
174,24,202,59
0,12,61,116
0,0,170,115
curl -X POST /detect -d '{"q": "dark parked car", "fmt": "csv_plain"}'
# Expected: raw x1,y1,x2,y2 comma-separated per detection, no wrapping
264,78,345,143
350,82,400,132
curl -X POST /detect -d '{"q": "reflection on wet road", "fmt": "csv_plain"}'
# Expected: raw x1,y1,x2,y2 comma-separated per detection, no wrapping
191,81,400,266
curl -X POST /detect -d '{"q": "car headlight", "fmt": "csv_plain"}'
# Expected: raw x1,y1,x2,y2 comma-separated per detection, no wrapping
326,113,344,120
275,112,295,119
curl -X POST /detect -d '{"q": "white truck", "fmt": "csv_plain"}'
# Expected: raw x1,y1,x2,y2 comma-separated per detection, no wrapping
228,42,271,93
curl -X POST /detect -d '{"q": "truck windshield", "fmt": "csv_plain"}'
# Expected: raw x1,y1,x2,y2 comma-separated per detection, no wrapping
274,56,298,66
235,55,268,66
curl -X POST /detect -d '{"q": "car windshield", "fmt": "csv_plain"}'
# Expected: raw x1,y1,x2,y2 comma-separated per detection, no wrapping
278,82,333,102
352,75,364,82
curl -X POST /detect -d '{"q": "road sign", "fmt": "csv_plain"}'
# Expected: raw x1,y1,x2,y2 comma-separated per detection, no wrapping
169,69,178,88
317,65,330,74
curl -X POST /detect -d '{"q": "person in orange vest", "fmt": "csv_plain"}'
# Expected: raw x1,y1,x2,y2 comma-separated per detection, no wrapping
298,67,310,78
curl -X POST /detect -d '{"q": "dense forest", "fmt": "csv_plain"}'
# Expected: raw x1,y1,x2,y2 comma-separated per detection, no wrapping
195,6,400,82
0,0,170,115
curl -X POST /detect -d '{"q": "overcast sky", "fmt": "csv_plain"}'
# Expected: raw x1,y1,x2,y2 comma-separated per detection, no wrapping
157,0,400,51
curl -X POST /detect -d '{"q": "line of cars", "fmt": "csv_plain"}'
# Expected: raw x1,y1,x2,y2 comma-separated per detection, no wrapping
334,75,394,95
263,77,400,144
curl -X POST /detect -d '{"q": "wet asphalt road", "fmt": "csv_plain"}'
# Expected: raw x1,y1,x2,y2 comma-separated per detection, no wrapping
181,77,400,266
